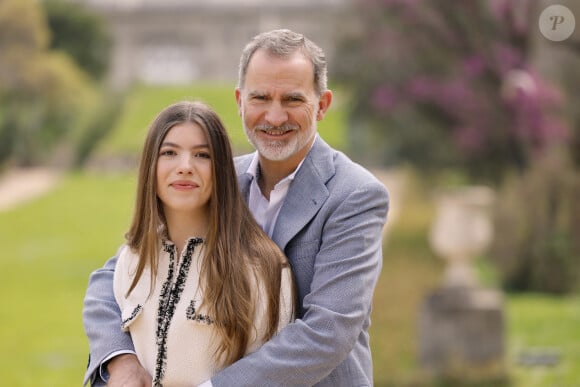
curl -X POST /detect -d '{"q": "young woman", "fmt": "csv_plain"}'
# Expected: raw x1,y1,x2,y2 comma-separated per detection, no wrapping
113,101,294,386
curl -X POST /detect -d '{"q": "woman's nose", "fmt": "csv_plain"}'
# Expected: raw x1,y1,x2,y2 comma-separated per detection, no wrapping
176,155,194,174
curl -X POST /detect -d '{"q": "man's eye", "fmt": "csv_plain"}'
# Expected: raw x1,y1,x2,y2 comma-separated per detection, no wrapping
285,97,304,105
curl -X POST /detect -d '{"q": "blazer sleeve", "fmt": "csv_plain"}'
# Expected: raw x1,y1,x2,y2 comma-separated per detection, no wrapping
211,180,389,386
82,250,135,386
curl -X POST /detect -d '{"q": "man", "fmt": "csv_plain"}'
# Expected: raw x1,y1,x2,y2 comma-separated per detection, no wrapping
83,29,389,386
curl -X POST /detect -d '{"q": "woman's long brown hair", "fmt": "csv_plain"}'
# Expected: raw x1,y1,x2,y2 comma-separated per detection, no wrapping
124,101,293,366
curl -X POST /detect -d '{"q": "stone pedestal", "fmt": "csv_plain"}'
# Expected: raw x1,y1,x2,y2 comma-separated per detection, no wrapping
418,286,505,379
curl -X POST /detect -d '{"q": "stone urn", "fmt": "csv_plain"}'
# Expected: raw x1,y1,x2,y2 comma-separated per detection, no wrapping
428,186,495,288
419,185,505,381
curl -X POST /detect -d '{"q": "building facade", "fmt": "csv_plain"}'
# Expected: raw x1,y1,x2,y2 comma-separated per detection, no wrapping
77,0,352,88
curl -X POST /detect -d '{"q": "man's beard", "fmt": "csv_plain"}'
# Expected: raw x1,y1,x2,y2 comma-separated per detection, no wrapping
244,123,308,161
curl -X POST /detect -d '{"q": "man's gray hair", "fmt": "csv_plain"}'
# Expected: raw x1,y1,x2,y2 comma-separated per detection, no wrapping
237,29,328,96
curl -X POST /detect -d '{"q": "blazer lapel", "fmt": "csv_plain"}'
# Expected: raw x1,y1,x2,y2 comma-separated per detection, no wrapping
272,137,335,250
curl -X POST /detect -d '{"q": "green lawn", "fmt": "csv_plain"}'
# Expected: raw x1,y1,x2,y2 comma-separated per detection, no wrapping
0,172,135,386
2,84,578,386
369,172,580,387
95,83,347,162
507,293,580,387
1,171,579,386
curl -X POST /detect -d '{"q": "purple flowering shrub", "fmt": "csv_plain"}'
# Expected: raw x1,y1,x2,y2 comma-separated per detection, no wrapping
336,0,568,183
336,0,580,292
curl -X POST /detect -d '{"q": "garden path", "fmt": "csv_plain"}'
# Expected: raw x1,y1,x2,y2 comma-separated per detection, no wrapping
0,168,62,212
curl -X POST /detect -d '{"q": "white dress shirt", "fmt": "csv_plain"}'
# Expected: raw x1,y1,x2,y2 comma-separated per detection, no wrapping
246,151,305,238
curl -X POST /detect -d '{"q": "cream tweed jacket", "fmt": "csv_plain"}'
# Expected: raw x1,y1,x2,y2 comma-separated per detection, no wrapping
113,237,294,386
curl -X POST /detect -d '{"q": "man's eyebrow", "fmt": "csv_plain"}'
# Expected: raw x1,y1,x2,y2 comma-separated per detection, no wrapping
248,90,267,97
284,92,306,99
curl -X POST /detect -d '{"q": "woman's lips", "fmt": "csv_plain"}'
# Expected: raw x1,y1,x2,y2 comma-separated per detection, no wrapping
170,181,199,190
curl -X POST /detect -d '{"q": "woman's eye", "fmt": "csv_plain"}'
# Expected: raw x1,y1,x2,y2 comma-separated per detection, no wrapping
194,152,211,159
159,149,176,156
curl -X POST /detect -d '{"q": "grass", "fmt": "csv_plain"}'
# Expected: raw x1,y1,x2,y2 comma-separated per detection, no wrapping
0,172,135,386
1,169,579,386
369,171,580,386
370,171,445,386
95,83,347,162
2,83,579,385
507,293,580,386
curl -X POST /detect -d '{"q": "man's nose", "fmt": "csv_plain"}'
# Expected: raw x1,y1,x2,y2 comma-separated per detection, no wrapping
265,102,288,127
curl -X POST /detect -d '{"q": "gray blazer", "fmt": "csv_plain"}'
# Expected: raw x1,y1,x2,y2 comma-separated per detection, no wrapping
83,136,389,386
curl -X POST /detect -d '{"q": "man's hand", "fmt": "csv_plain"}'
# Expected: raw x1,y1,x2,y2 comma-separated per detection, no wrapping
106,353,152,387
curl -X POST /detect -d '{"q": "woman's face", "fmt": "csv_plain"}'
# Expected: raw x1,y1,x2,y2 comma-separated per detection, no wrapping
156,122,213,219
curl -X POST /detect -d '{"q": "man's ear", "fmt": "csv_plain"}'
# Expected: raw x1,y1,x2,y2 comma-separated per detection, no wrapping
316,90,333,121
235,88,242,117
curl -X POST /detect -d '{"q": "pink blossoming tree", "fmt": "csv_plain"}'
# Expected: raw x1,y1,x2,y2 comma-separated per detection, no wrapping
336,0,569,183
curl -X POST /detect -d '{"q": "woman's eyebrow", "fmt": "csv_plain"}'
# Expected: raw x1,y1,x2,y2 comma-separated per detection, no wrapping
160,142,210,151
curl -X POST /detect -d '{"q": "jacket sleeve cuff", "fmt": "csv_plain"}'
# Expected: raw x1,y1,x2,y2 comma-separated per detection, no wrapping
97,350,137,384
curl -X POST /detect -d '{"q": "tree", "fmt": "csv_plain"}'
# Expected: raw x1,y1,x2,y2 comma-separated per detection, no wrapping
42,0,112,80
0,0,96,166
335,0,567,183
335,0,580,293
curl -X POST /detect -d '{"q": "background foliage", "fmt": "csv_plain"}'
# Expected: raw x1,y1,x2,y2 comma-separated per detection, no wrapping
88,83,347,169
0,0,119,168
42,0,112,81
491,150,580,294
336,0,580,294
335,0,569,183
1,0,579,385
